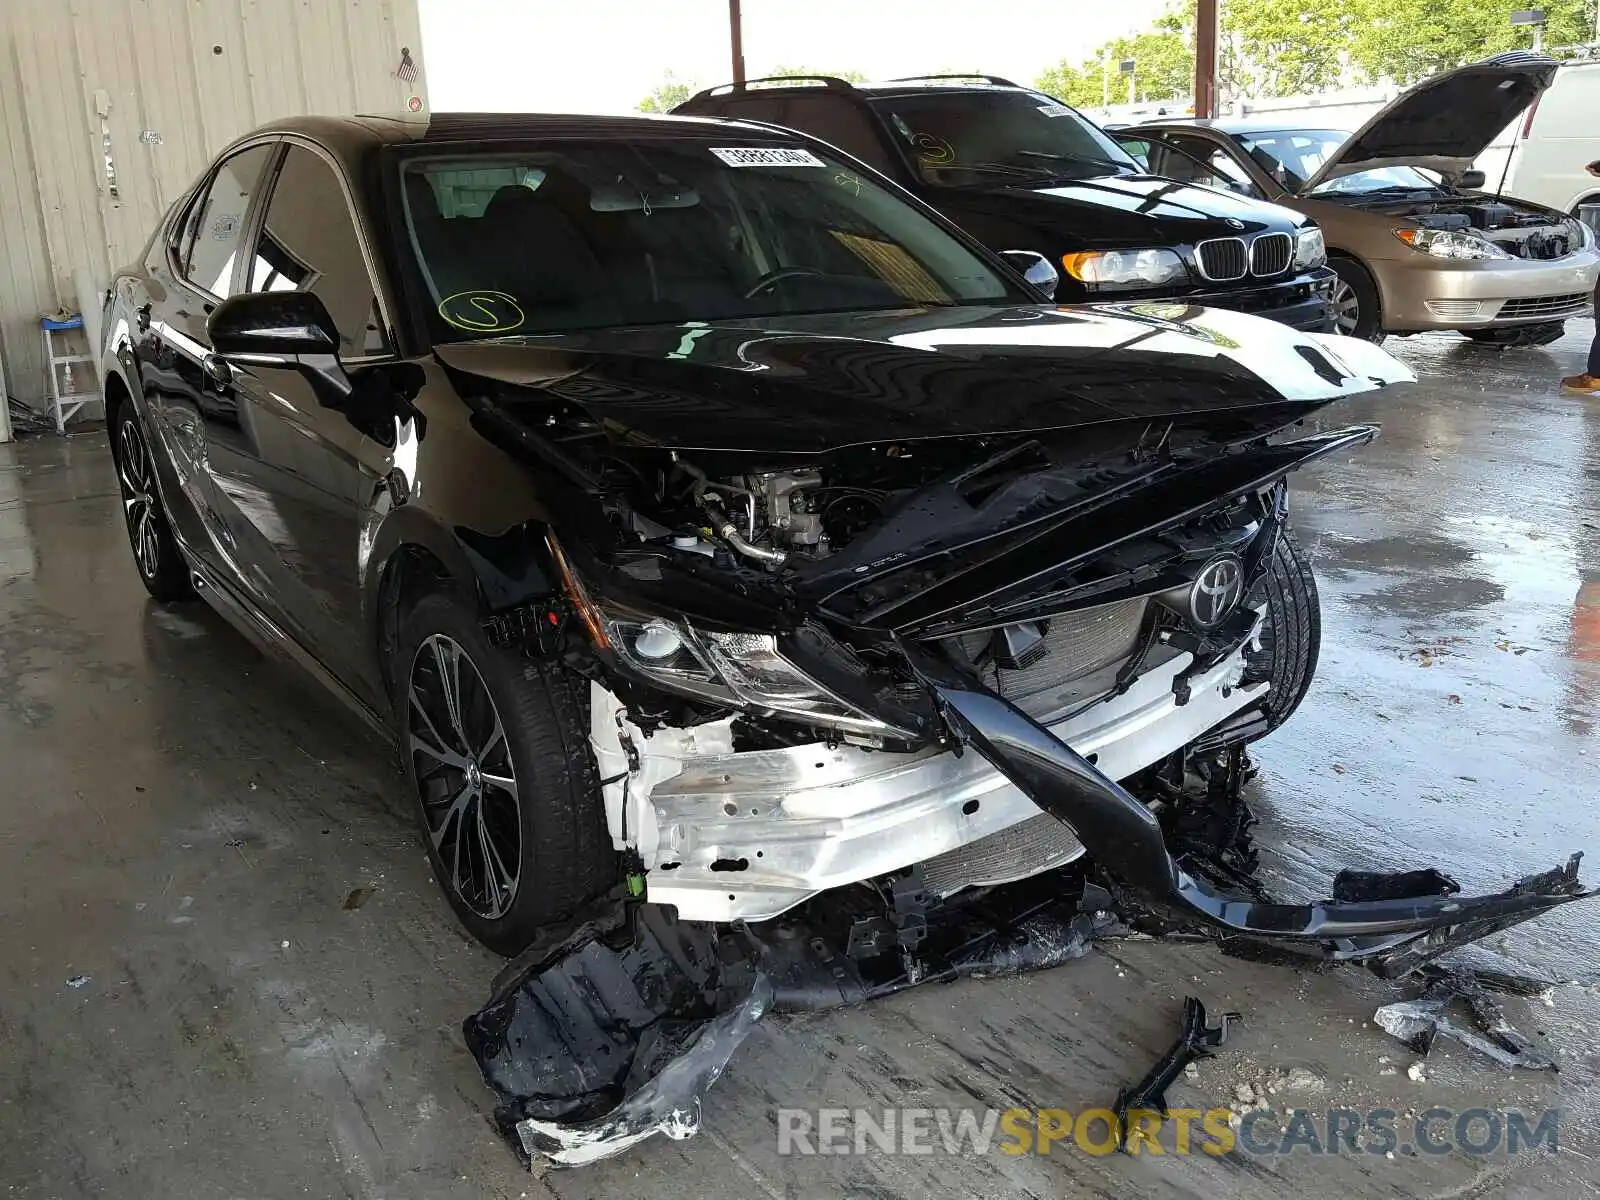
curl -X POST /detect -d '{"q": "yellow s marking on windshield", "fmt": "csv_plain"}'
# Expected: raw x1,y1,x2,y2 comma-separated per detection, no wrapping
438,290,525,333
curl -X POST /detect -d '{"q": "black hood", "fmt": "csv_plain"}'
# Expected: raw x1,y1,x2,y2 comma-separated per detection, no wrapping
435,303,1409,460
938,172,1307,249
1304,51,1560,187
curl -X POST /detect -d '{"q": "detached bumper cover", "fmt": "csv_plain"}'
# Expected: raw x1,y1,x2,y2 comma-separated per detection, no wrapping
931,680,1593,973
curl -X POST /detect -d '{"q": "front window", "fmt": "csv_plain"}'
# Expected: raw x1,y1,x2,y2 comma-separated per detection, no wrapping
1233,129,1444,196
866,90,1140,187
396,140,1021,342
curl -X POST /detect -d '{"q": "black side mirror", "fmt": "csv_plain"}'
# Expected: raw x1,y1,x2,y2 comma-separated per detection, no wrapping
1000,250,1060,300
1457,168,1487,190
207,291,352,405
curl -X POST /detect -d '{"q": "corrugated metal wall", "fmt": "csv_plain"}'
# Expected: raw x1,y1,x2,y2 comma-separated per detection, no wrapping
0,0,429,442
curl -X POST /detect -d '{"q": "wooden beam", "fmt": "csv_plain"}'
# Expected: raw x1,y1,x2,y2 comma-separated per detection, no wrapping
729,0,746,83
1194,0,1219,118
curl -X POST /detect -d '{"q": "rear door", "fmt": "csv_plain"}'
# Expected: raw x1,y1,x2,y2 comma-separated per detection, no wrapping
203,140,397,693
142,139,281,570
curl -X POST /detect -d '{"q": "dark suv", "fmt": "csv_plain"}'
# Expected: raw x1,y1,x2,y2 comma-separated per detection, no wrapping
677,75,1337,330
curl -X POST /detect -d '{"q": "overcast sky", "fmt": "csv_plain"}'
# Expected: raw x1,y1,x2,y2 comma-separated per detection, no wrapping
418,0,1168,114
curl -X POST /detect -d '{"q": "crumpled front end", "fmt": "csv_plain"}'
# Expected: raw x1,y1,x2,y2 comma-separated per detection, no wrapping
456,308,1592,1169
595,605,1267,922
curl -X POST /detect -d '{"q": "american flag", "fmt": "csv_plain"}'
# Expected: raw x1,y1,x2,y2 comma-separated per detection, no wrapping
395,47,418,83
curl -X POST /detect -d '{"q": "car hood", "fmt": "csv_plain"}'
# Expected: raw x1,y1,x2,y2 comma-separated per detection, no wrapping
434,304,1412,458
1303,52,1559,189
952,172,1304,243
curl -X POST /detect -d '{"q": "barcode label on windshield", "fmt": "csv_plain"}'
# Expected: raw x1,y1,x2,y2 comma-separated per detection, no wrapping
1036,104,1073,117
710,146,825,168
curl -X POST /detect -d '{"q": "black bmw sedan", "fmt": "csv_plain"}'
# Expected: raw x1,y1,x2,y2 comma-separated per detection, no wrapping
101,110,1412,955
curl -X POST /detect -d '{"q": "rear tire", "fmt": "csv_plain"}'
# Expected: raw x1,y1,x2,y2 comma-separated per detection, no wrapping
1239,527,1321,739
1329,256,1385,343
1461,321,1566,348
394,591,616,955
113,405,194,602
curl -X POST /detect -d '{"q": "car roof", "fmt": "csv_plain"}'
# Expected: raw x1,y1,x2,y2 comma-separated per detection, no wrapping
687,79,1046,105
1133,117,1352,137
245,110,803,157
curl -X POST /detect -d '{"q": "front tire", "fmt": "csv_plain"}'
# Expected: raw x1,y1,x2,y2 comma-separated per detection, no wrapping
1329,256,1385,343
395,591,616,955
1461,321,1566,348
113,405,194,602
1238,528,1321,739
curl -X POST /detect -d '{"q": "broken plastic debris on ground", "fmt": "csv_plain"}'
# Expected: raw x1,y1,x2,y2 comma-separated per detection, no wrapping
461,752,1595,1169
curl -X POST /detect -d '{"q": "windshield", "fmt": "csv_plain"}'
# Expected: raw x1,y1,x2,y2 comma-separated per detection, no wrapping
395,140,1020,342
867,90,1140,187
1233,129,1443,196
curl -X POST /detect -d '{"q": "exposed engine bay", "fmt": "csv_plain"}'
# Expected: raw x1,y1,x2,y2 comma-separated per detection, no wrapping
1352,192,1586,260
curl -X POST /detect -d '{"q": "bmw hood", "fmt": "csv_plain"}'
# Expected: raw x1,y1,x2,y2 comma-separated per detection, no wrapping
435,303,1412,459
1302,52,1560,189
948,172,1310,246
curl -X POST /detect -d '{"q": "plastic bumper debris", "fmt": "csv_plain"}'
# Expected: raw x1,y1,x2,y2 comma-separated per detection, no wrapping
1374,973,1558,1071
1113,996,1239,1150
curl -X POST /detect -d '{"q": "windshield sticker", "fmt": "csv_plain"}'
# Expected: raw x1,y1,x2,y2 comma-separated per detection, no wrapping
438,290,525,334
710,147,825,168
1036,104,1073,118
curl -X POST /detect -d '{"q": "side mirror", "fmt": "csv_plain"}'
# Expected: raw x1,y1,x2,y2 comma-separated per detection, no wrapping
207,291,352,405
1457,168,1487,191
1000,250,1060,300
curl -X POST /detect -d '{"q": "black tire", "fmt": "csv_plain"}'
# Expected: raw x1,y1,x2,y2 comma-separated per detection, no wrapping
113,405,194,602
394,591,616,955
1461,321,1566,348
1238,527,1321,739
1329,256,1385,343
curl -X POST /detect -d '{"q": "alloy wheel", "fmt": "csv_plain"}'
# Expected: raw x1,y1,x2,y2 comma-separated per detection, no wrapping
407,634,522,920
1331,277,1360,336
117,419,163,581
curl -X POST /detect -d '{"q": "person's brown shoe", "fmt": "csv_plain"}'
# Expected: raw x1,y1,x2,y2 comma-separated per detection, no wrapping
1562,373,1600,395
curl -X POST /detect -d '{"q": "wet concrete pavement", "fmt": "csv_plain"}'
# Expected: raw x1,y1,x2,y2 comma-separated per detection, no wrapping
2,326,1599,1198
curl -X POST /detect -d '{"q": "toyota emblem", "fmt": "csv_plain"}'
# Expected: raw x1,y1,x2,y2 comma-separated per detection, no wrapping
1188,555,1244,628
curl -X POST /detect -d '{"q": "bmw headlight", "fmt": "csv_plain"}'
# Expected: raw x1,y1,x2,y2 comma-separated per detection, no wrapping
1060,247,1187,291
607,616,897,736
1293,226,1326,270
1393,227,1510,260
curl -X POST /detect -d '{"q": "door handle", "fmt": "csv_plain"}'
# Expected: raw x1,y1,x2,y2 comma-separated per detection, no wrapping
201,353,233,389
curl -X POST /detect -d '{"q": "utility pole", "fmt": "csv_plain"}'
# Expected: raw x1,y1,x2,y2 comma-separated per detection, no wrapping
1195,0,1219,118
1101,51,1110,109
729,0,746,84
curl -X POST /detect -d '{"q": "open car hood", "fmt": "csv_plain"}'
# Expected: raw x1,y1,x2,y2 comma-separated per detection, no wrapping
436,303,1412,458
1302,52,1559,190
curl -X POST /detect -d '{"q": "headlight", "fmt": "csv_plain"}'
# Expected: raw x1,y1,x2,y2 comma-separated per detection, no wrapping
1060,247,1187,290
1392,228,1510,260
1293,226,1326,269
607,616,897,736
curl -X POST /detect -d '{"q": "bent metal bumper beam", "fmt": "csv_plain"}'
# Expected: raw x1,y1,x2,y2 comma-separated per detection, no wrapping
932,682,1594,972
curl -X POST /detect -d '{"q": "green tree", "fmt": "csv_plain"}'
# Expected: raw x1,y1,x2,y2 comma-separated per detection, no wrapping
1037,0,1599,107
1346,0,1596,86
1037,8,1193,106
638,71,694,113
761,65,867,83
1220,0,1357,97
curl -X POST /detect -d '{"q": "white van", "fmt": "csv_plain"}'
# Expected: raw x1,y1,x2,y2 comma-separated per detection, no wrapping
1497,58,1600,225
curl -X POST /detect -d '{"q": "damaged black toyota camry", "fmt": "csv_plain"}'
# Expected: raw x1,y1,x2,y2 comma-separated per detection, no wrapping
101,112,1594,1167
